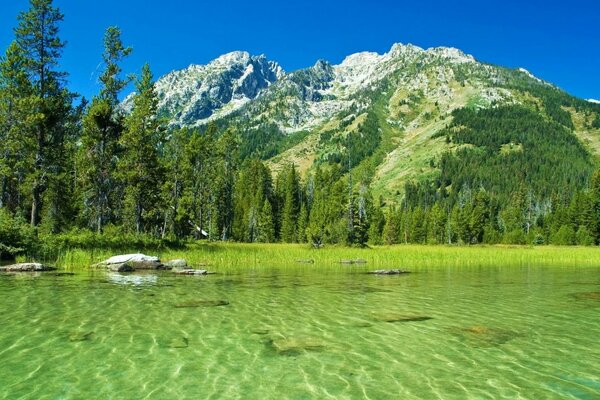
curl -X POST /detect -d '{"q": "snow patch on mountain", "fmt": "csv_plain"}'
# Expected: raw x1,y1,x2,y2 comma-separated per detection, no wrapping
587,98,600,104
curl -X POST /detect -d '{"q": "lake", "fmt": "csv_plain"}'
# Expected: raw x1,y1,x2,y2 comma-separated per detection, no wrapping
1,263,599,399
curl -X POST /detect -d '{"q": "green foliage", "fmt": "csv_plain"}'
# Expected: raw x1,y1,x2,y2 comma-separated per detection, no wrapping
119,64,165,235
551,225,576,246
0,209,37,258
77,26,132,233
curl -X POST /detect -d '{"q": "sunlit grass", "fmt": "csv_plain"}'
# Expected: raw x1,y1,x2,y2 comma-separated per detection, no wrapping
51,242,600,271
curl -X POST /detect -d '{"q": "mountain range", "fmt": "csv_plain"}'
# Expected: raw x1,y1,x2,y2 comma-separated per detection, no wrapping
130,43,600,202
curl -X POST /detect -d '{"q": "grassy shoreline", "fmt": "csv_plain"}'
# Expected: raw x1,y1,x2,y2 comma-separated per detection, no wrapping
43,243,600,270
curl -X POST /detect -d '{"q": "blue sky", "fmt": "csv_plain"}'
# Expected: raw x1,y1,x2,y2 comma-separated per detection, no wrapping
1,0,599,100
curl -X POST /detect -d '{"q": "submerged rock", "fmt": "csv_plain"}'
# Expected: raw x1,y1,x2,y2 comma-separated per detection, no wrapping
368,269,410,275
250,328,271,335
452,325,518,346
174,300,229,308
571,292,600,301
266,336,326,356
172,268,209,275
373,313,433,323
168,337,189,349
68,331,94,342
0,263,57,272
340,259,367,265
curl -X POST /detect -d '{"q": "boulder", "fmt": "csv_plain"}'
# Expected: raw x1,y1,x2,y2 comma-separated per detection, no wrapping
107,263,135,272
164,259,187,268
368,269,410,275
127,260,165,270
93,254,165,270
0,263,57,272
97,253,160,265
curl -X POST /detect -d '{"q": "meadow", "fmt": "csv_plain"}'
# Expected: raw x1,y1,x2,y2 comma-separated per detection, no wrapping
49,242,600,271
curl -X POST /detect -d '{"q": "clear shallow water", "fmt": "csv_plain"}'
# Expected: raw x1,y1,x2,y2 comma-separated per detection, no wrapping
1,264,600,399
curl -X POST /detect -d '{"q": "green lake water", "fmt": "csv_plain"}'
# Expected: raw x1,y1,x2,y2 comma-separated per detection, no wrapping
1,263,600,399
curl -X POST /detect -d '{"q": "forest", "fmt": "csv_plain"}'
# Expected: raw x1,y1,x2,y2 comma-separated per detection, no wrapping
2,0,600,260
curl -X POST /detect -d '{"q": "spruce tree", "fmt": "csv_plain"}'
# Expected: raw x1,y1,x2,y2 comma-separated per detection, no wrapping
0,42,34,214
257,199,275,243
14,0,73,226
280,164,300,242
119,64,164,234
78,26,131,233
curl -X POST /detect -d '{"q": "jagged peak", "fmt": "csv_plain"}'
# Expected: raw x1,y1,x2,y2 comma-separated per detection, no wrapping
426,46,475,62
387,42,425,56
313,59,332,70
340,51,383,67
210,51,252,66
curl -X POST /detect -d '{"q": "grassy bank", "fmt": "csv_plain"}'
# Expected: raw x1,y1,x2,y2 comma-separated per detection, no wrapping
46,243,600,271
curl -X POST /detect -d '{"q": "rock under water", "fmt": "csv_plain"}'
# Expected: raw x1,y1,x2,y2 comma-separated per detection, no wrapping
451,325,519,346
372,313,433,323
174,300,230,308
571,292,600,301
265,336,326,356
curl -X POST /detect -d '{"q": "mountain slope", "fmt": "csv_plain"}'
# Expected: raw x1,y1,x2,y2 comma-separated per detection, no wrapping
143,43,600,203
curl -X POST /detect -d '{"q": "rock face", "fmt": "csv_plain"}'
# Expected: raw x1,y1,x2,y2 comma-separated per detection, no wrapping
124,51,284,127
0,263,57,272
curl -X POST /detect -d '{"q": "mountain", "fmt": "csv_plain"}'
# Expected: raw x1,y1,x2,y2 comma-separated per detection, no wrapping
124,51,284,126
141,43,600,203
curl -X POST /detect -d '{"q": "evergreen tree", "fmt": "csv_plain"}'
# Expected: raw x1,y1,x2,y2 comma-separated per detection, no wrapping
119,64,164,234
14,0,74,226
280,164,300,242
257,198,275,243
77,26,131,232
0,42,34,214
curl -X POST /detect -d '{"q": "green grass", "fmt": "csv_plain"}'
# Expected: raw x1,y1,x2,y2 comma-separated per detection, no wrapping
47,242,600,271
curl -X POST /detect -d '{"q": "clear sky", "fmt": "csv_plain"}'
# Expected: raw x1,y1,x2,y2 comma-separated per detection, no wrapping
1,0,598,100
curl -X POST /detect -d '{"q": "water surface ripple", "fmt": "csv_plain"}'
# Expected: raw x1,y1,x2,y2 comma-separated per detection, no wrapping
1,264,599,399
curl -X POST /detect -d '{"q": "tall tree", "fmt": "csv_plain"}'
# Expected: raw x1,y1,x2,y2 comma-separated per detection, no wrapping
280,164,300,242
0,42,35,214
119,64,164,234
77,26,131,233
14,0,73,226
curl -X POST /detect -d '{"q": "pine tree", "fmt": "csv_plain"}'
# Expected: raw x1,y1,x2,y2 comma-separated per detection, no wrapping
119,64,164,234
280,164,300,242
14,0,73,226
257,199,275,243
78,27,131,233
383,207,400,245
0,42,34,214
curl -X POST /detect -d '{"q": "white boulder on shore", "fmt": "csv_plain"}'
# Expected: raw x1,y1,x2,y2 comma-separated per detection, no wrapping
101,254,160,265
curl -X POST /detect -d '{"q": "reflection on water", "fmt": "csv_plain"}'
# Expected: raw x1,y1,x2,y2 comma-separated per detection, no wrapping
107,272,158,286
1,264,600,399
